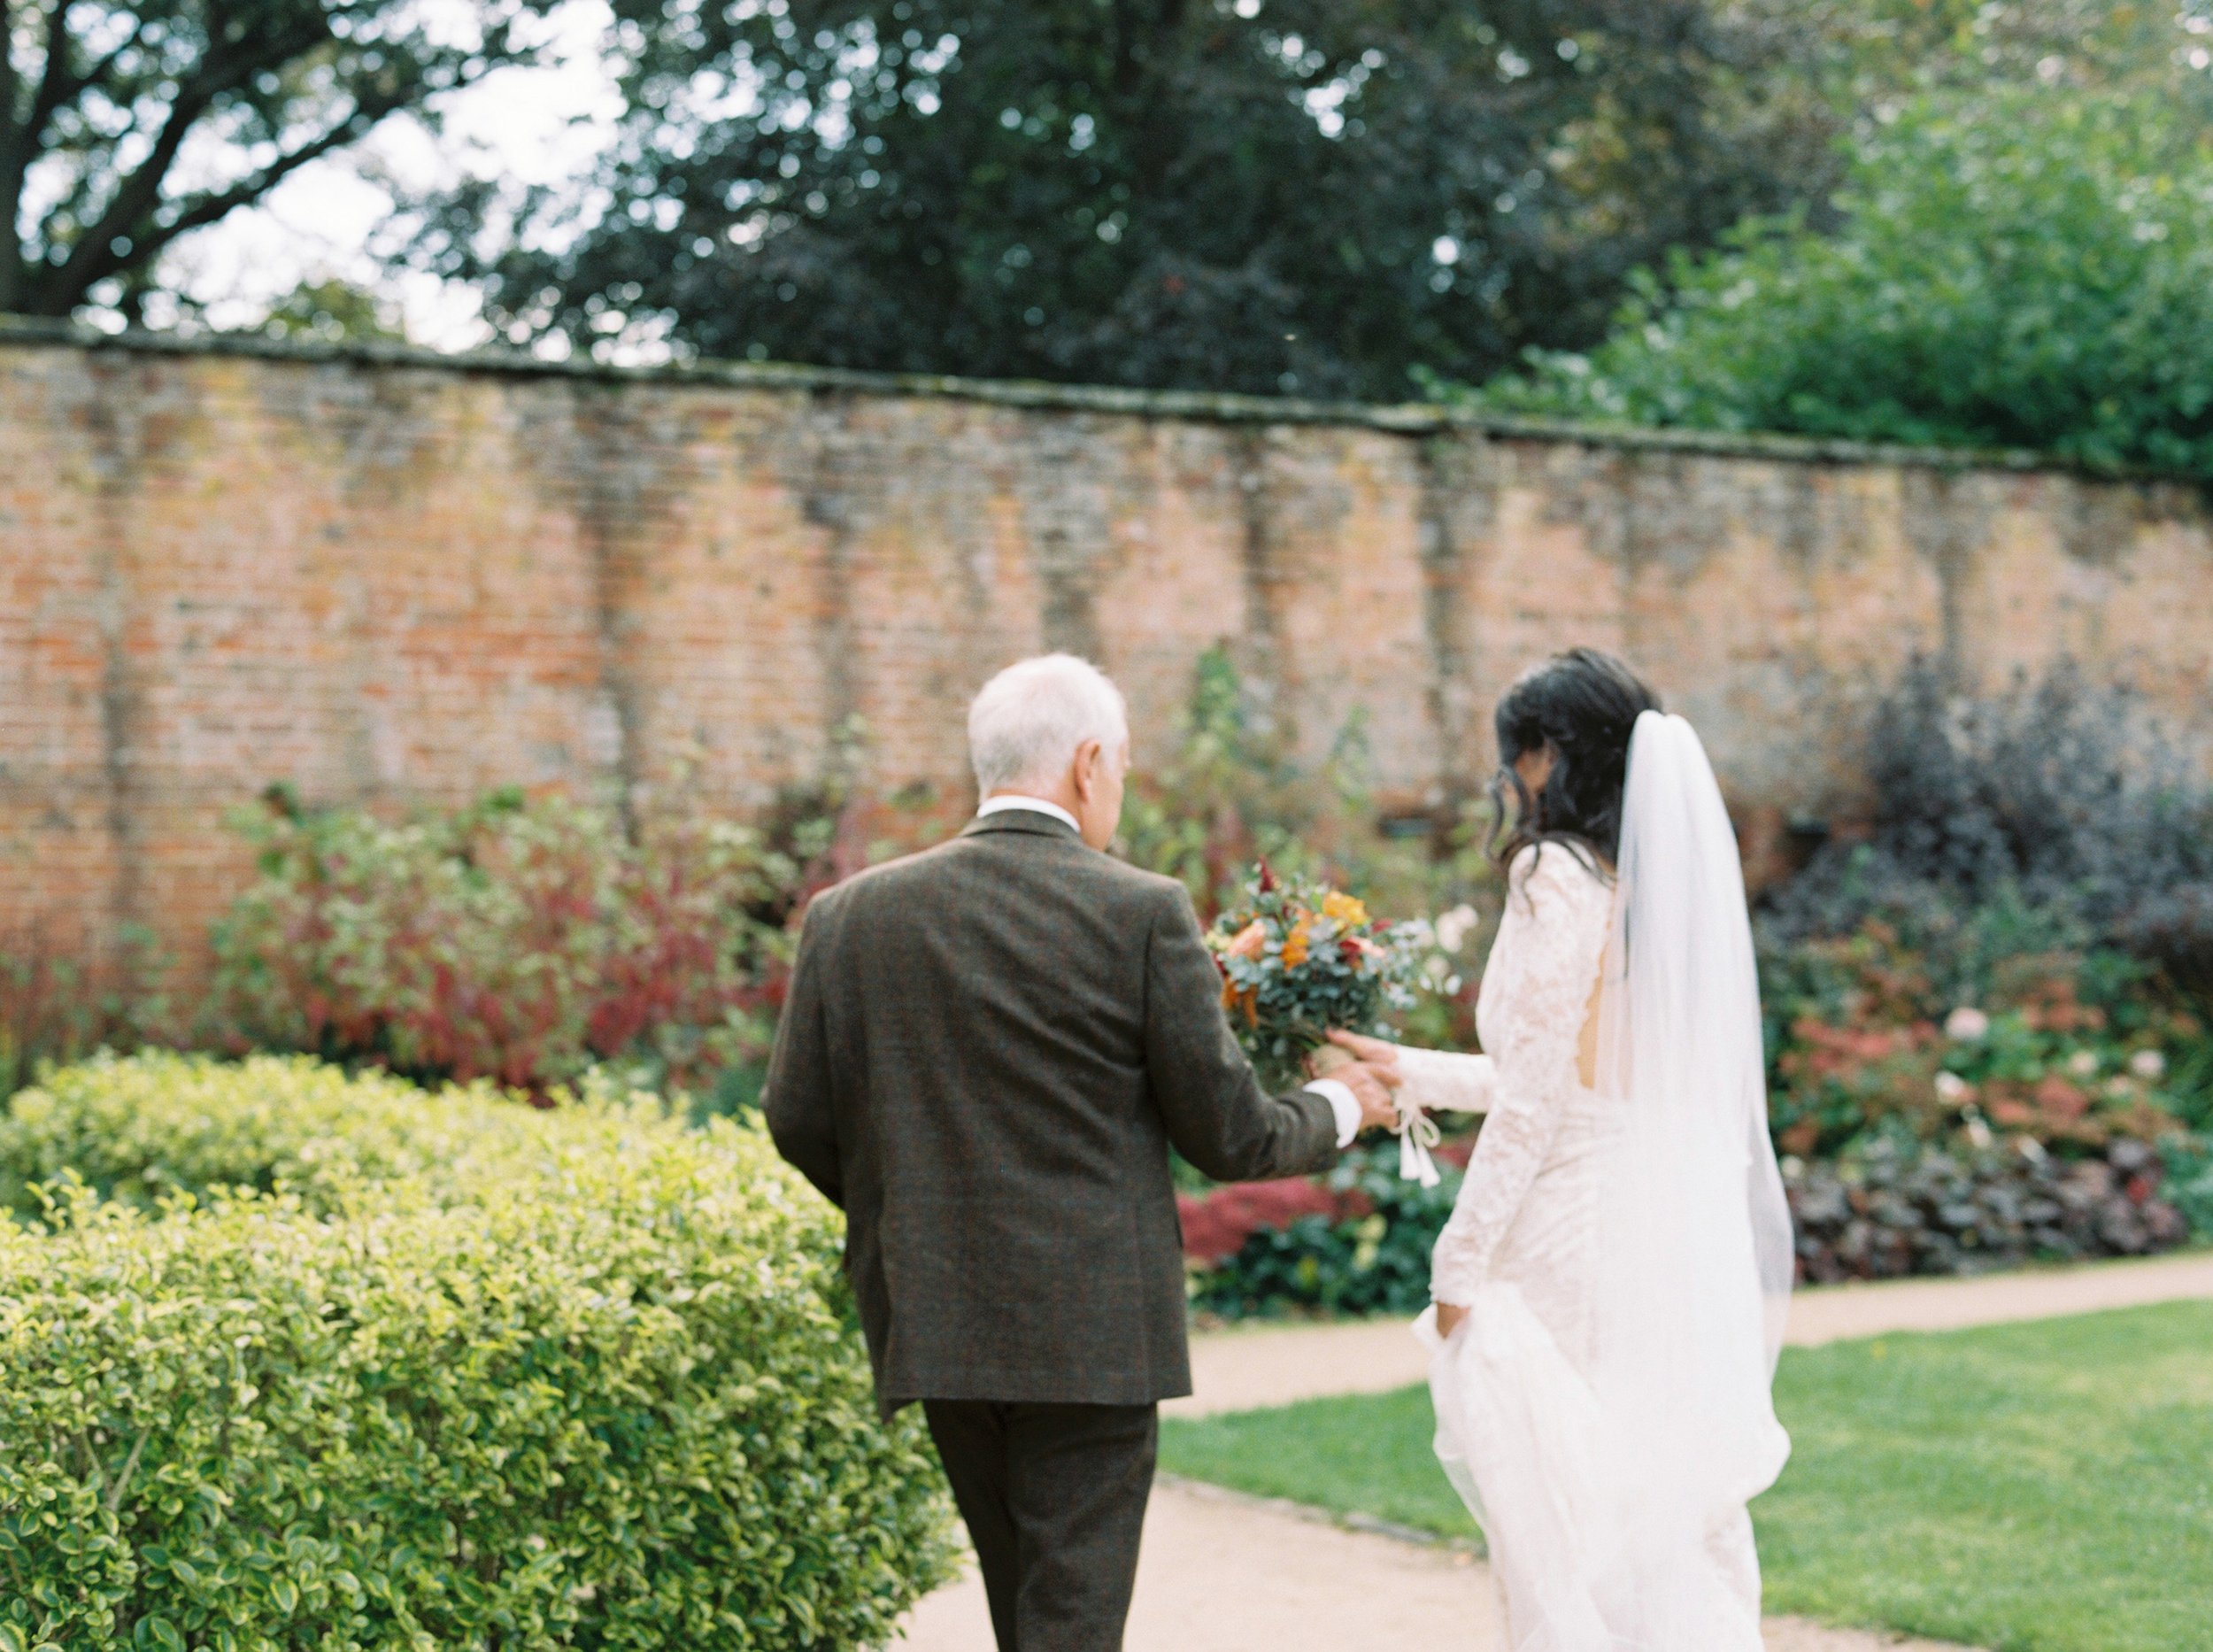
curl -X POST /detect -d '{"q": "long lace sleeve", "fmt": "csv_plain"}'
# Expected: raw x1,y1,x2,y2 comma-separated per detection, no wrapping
1394,1046,1497,1115
1430,845,1615,1308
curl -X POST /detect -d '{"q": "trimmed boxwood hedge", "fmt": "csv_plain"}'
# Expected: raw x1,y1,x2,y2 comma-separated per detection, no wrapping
0,1054,523,1219
0,1054,955,1649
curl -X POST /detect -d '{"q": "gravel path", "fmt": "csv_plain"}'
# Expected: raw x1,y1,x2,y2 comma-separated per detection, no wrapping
894,1251,2213,1649
896,1479,1976,1652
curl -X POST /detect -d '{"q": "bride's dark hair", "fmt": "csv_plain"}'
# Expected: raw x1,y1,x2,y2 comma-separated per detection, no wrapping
1490,647,1662,875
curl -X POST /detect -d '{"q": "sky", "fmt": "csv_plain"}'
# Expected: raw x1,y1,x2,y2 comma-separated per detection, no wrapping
153,0,624,350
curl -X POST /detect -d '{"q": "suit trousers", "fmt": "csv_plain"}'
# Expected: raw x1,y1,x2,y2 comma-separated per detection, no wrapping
922,1398,1159,1652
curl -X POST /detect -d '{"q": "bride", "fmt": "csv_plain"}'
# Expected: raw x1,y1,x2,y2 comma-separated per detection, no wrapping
1332,648,1794,1650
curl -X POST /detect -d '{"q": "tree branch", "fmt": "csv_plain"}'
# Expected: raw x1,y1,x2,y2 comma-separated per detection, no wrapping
57,13,165,125
154,103,395,243
1110,0,1147,96
38,96,401,309
0,0,20,307
1,10,170,284
31,78,221,305
0,0,18,161
103,1427,151,1514
18,0,84,157
0,0,82,305
24,0,343,309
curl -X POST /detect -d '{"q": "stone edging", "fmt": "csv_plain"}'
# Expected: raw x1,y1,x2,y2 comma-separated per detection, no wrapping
1155,1474,1484,1557
0,313,2136,482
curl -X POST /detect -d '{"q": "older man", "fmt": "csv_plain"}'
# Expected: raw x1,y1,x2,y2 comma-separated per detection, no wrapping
764,652,1398,1652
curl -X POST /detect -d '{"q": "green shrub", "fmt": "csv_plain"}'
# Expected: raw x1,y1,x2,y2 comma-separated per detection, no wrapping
0,1055,957,1648
0,1051,528,1218
2162,1136,2213,1238
1470,87,2213,478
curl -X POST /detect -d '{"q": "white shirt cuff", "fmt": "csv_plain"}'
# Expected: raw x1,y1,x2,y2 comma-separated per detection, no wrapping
1304,1078,1362,1148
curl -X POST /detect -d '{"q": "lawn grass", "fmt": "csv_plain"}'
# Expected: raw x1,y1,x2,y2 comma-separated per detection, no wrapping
1159,1301,2213,1652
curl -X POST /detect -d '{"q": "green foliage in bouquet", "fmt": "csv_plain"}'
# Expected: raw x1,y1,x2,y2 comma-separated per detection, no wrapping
0,1054,957,1648
1207,863,1425,1092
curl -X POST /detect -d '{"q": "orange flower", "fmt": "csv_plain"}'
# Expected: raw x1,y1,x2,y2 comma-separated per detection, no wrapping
1321,890,1369,930
1221,978,1259,1025
1281,916,1313,969
1226,920,1268,960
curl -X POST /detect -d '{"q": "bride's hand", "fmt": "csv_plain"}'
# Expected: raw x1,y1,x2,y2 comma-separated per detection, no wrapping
1434,1301,1469,1339
1326,1029,1403,1084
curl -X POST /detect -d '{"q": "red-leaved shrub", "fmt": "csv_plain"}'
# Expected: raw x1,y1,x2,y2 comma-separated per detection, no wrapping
209,787,798,1098
1177,1177,1357,1267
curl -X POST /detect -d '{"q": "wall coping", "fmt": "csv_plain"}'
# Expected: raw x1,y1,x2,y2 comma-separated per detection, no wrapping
0,312,2140,484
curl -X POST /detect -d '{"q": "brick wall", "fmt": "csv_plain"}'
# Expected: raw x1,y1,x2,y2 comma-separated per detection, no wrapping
5,325,2211,981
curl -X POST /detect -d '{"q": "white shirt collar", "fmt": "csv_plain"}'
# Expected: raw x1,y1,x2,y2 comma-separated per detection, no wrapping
976,794,1082,834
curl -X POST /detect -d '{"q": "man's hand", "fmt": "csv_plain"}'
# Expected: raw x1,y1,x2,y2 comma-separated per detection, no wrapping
1435,1302,1469,1339
1334,1059,1403,1133
1326,1028,1404,1087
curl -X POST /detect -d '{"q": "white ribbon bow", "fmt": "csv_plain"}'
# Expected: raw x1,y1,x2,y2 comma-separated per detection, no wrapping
1395,1093,1442,1187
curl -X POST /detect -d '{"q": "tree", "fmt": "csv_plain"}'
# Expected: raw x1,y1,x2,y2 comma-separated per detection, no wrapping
0,0,555,321
1475,87,2213,477
1732,0,2213,112
254,274,405,341
419,0,1825,399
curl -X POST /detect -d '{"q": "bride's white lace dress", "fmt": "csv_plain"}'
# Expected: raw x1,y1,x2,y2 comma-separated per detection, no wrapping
1401,844,1615,1376
1394,814,1788,1650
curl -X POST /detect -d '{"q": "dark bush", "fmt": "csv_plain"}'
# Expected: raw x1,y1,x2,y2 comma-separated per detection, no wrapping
1766,659,2213,1007
1786,1134,2190,1284
2161,1136,2213,1237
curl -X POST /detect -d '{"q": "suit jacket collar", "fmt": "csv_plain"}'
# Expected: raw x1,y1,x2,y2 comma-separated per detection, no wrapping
961,808,1083,842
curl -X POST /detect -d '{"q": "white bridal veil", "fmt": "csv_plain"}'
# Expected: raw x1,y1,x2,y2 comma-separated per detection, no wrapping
1424,709,1793,1651
1586,709,1793,1640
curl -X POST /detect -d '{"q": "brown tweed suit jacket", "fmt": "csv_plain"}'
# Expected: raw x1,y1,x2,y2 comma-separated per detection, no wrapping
764,808,1340,1413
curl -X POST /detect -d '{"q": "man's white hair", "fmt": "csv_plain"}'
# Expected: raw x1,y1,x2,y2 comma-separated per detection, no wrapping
968,653,1130,794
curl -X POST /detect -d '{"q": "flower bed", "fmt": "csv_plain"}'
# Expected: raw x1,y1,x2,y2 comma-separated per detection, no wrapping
0,1054,955,1648
1183,1124,2208,1317
1181,907,2213,1316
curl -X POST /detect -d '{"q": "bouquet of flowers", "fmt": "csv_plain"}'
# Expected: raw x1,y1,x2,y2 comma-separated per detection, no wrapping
1207,862,1439,1182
